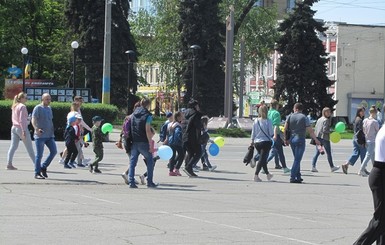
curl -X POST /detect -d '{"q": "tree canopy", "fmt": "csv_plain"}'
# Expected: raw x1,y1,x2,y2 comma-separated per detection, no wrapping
274,0,337,117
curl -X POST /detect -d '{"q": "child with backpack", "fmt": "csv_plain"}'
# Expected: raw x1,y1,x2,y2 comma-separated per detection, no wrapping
199,116,217,171
167,111,185,176
158,112,173,143
63,116,80,169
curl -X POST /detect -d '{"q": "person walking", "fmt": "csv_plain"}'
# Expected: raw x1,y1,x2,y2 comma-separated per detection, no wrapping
31,93,57,179
266,99,290,173
341,107,367,174
89,116,105,174
353,123,385,244
251,105,274,182
7,92,35,170
167,111,185,176
358,107,379,176
182,99,202,177
127,98,157,188
311,107,340,173
284,103,320,183
63,116,79,169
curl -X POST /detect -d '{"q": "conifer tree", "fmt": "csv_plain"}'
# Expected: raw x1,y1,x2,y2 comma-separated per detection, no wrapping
274,0,337,117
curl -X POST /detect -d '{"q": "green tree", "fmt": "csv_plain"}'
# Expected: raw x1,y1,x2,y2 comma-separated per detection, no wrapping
274,0,337,117
179,0,225,116
65,0,137,107
0,0,70,95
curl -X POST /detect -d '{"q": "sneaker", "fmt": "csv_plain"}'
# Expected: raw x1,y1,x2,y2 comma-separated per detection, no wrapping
283,167,291,173
169,171,178,176
364,169,370,175
41,167,48,178
129,183,138,188
6,165,17,170
69,162,76,168
64,164,72,169
331,166,340,172
34,173,45,179
275,165,282,169
193,166,200,172
311,167,318,172
77,163,86,168
121,173,129,185
342,164,348,174
139,175,146,185
266,173,273,181
147,182,159,188
209,165,217,172
250,158,256,168
173,169,182,176
358,171,368,177
202,167,209,171
58,159,64,164
290,179,302,184
183,168,192,177
93,168,102,174
254,175,262,182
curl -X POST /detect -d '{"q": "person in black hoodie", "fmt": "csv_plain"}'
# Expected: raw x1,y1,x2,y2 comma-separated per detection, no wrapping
182,99,202,177
128,98,158,188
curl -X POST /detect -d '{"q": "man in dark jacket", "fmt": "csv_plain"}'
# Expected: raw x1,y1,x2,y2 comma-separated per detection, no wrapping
128,98,157,188
182,99,202,177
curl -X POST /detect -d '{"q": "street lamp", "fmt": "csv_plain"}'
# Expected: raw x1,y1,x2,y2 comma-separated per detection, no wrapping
190,44,201,98
71,41,79,98
21,47,28,93
125,50,136,113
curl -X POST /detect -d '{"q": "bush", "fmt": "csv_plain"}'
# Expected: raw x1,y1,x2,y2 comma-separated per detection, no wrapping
0,100,119,140
215,127,249,138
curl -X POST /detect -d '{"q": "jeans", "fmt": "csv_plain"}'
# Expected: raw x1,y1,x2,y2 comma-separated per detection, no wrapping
312,138,334,168
128,142,154,185
347,140,367,166
353,164,385,244
360,142,375,172
290,136,306,181
267,138,287,168
34,137,57,175
7,126,35,165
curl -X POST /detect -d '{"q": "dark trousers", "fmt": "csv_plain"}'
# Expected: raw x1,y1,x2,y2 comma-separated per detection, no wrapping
254,141,272,175
92,147,103,168
64,142,78,165
354,163,385,245
169,145,185,171
185,142,201,171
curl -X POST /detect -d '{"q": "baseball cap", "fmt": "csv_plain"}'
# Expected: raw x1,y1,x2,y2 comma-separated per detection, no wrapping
92,116,103,122
166,112,173,118
68,116,77,125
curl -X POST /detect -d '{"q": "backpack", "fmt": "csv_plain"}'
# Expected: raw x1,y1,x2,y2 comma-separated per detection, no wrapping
159,121,170,142
122,116,133,153
167,123,181,145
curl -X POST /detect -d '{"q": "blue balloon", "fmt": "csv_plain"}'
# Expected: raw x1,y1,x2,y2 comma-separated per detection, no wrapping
157,145,173,160
209,143,220,156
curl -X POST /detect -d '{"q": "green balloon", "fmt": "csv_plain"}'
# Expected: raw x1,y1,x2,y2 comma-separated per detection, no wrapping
335,122,346,133
330,132,341,143
101,123,113,134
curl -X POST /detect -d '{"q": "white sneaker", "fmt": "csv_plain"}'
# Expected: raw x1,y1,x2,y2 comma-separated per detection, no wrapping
331,166,340,172
358,171,368,177
250,158,256,168
254,175,262,182
311,167,318,172
59,159,64,164
266,173,273,181
209,165,217,171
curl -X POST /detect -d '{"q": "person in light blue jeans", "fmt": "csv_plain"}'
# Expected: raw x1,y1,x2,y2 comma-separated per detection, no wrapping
284,103,320,183
31,93,57,179
359,107,379,176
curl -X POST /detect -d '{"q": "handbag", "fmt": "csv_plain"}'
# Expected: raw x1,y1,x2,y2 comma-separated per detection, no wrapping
284,116,291,141
355,129,366,145
243,144,254,165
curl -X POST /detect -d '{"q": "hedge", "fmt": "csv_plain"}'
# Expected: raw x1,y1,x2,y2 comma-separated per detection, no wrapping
0,100,119,140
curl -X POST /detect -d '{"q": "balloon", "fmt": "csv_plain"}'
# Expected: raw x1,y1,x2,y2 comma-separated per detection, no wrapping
214,136,225,147
209,143,220,156
279,126,285,132
101,123,113,134
335,122,346,133
157,145,173,160
330,132,341,143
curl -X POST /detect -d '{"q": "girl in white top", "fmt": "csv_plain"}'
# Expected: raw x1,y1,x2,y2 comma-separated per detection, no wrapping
7,92,35,169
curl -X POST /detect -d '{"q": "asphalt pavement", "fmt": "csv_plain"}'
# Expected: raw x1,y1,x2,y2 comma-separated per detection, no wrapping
0,132,375,244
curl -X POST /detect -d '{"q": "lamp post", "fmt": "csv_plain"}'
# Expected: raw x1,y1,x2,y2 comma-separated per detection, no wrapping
190,44,201,98
21,47,28,93
125,50,136,113
71,41,79,98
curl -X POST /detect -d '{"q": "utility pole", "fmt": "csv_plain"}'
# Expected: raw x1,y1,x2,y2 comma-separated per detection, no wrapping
239,37,245,118
102,0,112,104
224,5,234,126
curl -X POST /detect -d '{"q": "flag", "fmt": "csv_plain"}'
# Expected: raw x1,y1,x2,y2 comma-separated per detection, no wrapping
84,132,91,142
25,62,31,78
